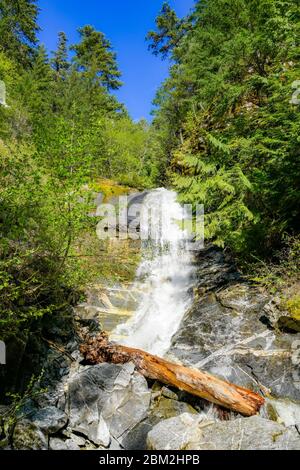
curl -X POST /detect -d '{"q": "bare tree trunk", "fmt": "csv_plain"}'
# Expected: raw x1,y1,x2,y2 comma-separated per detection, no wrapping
80,333,265,417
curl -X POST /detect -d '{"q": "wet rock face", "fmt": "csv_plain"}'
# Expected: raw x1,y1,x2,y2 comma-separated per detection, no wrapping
75,284,142,334
147,414,300,451
169,246,300,401
194,246,242,291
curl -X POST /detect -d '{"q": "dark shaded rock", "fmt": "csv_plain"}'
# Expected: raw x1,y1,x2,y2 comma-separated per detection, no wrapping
0,332,28,399
0,308,76,402
264,297,300,333
42,309,75,343
28,406,68,434
121,419,156,450
277,316,300,334
194,246,242,292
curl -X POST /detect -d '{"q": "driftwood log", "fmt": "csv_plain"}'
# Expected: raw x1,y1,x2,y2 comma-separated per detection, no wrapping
80,333,265,417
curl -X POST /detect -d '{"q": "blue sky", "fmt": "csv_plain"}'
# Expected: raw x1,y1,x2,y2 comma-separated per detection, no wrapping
38,0,195,121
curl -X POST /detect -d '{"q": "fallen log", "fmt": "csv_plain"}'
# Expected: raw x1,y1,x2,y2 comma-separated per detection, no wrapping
80,333,265,417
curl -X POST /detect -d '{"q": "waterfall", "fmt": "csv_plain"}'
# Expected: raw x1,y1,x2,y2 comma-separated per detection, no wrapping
112,188,197,356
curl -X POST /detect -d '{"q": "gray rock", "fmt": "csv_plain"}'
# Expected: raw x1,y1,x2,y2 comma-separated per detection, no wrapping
28,406,68,434
151,396,198,421
62,430,86,447
121,419,155,450
194,246,241,291
170,247,300,401
120,376,201,451
13,420,48,450
147,413,206,450
263,297,284,327
101,362,151,442
161,387,179,401
121,397,199,451
67,362,151,447
50,437,80,451
147,414,300,450
196,416,300,450
266,397,300,428
68,364,116,447
109,437,123,450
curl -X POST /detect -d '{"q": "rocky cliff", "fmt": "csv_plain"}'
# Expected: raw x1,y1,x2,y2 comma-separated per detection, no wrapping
1,246,299,450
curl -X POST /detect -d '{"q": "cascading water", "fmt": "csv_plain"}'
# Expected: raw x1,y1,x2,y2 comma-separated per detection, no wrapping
112,188,197,357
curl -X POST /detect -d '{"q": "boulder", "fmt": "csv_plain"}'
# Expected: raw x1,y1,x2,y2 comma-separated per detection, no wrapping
101,363,151,443
120,392,198,451
147,413,207,450
49,437,80,451
67,362,151,447
13,420,48,450
62,430,87,447
28,406,68,434
195,416,300,450
147,413,300,450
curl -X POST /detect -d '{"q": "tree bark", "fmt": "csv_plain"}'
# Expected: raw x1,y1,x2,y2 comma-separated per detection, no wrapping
80,333,265,417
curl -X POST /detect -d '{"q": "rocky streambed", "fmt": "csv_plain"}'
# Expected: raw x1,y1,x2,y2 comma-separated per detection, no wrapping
1,244,300,451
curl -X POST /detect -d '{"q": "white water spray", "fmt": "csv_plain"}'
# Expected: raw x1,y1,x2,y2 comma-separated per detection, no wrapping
112,189,197,356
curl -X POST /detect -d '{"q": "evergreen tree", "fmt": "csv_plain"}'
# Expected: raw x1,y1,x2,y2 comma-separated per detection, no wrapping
147,2,188,59
0,0,39,65
52,31,70,80
149,0,300,257
26,44,53,114
71,25,122,90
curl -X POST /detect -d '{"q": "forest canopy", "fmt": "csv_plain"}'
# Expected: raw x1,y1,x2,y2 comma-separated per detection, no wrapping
149,0,300,258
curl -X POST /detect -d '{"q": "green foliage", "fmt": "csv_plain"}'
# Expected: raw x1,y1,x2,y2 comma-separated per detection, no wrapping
98,116,158,188
0,0,39,66
52,32,70,80
0,372,46,447
244,234,300,291
0,3,160,345
71,25,122,90
147,2,189,59
149,0,300,258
